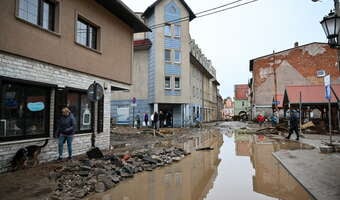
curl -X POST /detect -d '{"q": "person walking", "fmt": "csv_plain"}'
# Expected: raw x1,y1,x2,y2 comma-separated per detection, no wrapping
286,109,299,140
153,111,159,131
144,113,149,127
56,107,76,160
159,110,165,128
136,114,141,129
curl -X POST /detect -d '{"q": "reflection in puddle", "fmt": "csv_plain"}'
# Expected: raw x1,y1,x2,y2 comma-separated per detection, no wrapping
234,133,313,200
85,127,313,200
86,130,223,200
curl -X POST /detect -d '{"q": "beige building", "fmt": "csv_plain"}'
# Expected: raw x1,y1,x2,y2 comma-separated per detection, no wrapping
112,0,196,127
0,0,148,172
111,0,221,126
190,40,221,123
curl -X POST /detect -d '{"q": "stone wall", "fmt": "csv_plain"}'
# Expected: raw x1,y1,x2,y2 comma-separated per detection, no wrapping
0,52,118,172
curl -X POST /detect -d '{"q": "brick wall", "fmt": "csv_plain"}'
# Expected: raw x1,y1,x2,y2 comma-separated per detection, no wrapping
0,52,116,172
251,43,339,116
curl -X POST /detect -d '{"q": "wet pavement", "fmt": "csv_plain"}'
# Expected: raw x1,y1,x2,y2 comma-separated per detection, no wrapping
86,122,314,200
0,121,337,200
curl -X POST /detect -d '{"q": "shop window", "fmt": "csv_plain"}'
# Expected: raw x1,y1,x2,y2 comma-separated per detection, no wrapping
17,0,56,31
54,89,94,134
0,80,50,141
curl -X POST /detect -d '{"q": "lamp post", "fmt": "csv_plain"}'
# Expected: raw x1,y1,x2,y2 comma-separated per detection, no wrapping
319,0,340,147
320,1,340,48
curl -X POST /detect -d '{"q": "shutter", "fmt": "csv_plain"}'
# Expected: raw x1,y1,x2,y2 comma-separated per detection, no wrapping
97,96,104,133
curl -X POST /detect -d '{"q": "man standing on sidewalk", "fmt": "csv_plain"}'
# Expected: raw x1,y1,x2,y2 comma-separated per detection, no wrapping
286,109,299,141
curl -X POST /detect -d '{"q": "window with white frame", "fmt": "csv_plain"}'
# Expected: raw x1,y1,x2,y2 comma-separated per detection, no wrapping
164,24,171,37
165,76,171,89
174,50,181,63
174,25,181,38
165,49,171,62
174,77,180,89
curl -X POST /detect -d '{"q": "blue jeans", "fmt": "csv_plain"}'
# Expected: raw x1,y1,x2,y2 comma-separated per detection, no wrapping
58,135,73,158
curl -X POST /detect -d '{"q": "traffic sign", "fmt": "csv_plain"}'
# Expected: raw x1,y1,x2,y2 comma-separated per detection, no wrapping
324,75,331,100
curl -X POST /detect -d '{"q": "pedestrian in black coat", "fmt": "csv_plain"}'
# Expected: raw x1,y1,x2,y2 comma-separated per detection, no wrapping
286,109,299,140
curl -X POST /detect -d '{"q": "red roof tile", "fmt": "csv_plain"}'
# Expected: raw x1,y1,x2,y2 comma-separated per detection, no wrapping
285,84,340,104
234,84,248,100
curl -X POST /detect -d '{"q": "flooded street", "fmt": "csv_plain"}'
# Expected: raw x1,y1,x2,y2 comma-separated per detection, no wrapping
86,123,314,200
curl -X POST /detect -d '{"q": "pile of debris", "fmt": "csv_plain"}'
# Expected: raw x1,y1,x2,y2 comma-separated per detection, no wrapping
49,147,188,200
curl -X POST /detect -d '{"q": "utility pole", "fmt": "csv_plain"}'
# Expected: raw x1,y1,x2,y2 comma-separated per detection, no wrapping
273,50,278,111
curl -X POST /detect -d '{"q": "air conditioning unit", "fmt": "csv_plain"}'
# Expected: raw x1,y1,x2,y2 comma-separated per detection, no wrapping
316,70,326,77
0,120,6,136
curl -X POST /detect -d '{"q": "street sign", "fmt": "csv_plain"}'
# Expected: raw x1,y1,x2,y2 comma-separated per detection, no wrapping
272,101,280,105
131,97,137,107
324,75,331,100
87,82,104,102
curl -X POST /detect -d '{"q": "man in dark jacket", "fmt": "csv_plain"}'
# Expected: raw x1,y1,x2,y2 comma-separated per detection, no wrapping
286,109,299,140
153,111,159,130
56,107,76,160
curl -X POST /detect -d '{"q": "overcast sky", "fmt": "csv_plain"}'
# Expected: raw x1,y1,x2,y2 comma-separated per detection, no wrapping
122,0,333,98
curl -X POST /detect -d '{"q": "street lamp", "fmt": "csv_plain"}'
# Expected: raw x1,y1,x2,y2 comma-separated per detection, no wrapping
318,0,340,149
320,10,340,48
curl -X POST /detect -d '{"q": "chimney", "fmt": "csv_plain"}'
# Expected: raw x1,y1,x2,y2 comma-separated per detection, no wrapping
294,42,299,48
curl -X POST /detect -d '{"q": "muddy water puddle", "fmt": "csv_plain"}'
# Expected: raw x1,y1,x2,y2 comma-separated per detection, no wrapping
86,128,314,200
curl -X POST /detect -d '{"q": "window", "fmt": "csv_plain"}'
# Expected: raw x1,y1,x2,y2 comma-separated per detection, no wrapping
175,77,180,89
76,18,98,50
18,0,55,31
165,76,171,89
54,89,94,133
164,25,171,37
165,49,171,62
174,50,181,63
174,25,181,37
0,80,50,141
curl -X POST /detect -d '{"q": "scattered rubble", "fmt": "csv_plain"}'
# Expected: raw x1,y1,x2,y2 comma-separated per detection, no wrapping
49,147,188,200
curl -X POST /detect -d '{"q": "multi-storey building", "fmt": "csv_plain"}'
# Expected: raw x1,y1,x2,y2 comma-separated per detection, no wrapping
249,42,339,119
0,0,148,172
190,40,220,123
112,0,195,127
234,84,250,117
111,0,221,127
223,97,234,120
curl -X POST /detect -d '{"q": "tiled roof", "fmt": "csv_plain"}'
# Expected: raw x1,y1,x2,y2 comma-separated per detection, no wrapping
285,84,340,104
